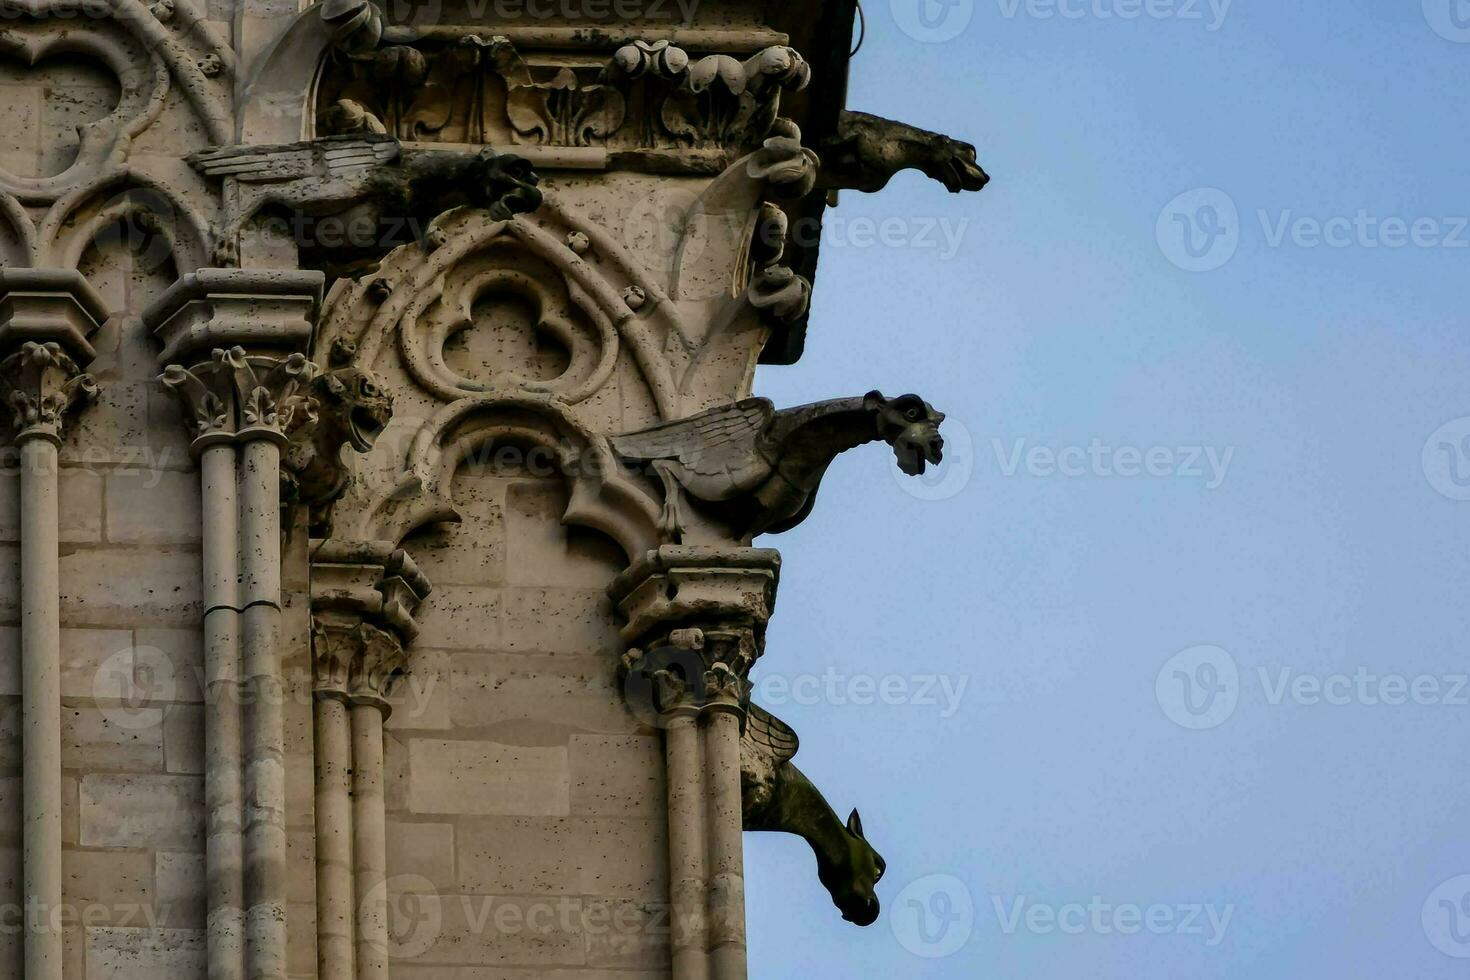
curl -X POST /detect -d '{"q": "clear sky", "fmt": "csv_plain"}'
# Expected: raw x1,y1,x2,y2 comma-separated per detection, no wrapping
743,1,1470,976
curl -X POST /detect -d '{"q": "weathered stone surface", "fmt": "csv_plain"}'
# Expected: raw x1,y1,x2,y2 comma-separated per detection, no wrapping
457,817,666,897
61,704,165,771
85,927,207,979
407,740,570,817
569,735,664,818
78,774,204,849
103,469,202,544
154,851,206,929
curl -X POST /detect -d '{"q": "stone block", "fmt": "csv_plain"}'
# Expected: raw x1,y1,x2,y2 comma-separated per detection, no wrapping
407,740,568,817
104,469,201,544
85,926,207,978
456,816,665,898
414,587,501,651
163,704,204,774
448,652,634,735
568,735,664,818
78,774,203,850
154,851,205,929
386,821,456,893
61,704,165,771
60,548,202,627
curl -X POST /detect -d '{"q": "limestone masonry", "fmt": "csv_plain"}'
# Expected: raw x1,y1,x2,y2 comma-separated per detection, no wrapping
0,0,985,976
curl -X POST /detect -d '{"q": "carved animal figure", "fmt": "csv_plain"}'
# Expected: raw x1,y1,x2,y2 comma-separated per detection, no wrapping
610,391,945,541
282,364,393,534
187,135,543,269
742,705,886,925
819,109,989,194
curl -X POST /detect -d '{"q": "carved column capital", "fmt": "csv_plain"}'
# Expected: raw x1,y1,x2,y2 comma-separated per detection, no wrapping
611,546,779,721
310,538,431,718
0,270,107,445
158,346,319,449
145,268,325,448
0,343,98,445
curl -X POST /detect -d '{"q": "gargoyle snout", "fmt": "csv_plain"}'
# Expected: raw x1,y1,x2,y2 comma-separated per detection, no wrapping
893,422,945,476
842,896,881,927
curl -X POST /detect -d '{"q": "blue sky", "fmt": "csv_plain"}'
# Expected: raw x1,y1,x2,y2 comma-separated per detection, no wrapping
744,1,1470,976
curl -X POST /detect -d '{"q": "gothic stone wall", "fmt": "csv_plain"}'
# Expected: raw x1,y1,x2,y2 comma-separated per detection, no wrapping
0,0,822,975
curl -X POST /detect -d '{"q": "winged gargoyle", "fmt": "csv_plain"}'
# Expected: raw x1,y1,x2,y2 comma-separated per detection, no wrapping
743,704,886,925
282,344,394,536
610,391,946,541
187,134,543,271
818,109,989,194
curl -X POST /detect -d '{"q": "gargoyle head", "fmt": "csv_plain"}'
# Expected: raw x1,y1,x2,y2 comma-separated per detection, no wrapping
923,135,990,194
313,365,393,454
819,808,886,926
865,391,945,476
473,149,544,221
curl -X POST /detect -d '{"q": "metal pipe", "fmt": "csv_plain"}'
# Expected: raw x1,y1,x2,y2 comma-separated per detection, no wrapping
200,441,246,980
314,692,355,980
665,707,711,980
703,706,747,980
20,433,62,980
239,436,288,980
351,701,389,980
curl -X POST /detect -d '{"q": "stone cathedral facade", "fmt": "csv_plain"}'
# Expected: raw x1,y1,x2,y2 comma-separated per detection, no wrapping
0,0,985,976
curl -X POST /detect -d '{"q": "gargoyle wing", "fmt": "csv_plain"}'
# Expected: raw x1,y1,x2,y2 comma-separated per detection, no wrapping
189,135,400,184
611,397,773,478
745,703,799,765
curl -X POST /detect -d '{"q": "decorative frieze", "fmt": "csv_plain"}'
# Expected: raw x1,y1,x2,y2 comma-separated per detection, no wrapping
315,33,810,159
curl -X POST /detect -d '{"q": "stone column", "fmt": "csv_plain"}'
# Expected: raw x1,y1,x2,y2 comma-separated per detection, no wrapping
146,270,323,980
309,542,429,980
610,546,781,980
0,271,106,980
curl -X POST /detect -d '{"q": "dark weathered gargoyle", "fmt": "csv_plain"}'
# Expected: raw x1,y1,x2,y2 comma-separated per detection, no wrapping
283,343,393,535
742,705,885,925
818,109,989,194
610,391,946,541
188,134,543,271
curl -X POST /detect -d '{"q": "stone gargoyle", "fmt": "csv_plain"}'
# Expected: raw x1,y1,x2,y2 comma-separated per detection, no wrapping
610,391,946,541
818,109,989,194
187,134,543,272
742,704,885,925
282,344,394,535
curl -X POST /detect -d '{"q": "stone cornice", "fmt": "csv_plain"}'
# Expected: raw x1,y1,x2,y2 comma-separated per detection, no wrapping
144,268,324,367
